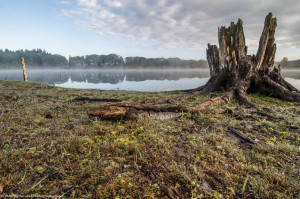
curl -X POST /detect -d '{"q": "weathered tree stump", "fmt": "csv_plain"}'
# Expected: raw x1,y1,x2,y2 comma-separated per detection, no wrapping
88,13,300,120
202,12,300,103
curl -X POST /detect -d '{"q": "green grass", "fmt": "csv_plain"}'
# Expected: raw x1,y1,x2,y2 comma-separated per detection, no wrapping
0,80,299,198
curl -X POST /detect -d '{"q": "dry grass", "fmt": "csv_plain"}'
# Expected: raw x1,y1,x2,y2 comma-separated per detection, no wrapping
0,80,299,198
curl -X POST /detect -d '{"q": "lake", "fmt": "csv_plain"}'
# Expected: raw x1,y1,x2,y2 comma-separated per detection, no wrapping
1,68,300,92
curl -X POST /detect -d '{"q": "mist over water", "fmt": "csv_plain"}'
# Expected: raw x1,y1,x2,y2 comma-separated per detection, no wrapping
0,68,299,91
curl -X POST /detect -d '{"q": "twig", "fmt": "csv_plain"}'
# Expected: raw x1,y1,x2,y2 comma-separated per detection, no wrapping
27,175,48,191
73,97,121,102
228,127,255,144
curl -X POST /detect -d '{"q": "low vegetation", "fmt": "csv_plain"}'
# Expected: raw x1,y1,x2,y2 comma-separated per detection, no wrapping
0,80,299,198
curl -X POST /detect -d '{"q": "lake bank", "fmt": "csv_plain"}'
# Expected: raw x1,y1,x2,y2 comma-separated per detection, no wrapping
0,80,299,198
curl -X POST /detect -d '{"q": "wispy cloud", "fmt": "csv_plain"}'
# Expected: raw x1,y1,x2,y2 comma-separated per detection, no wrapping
60,0,300,51
77,0,98,7
59,0,72,5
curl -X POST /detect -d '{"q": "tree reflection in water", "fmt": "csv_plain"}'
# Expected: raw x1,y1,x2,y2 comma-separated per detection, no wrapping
0,69,299,91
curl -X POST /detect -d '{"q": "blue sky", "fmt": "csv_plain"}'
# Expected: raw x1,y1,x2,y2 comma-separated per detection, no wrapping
0,0,300,61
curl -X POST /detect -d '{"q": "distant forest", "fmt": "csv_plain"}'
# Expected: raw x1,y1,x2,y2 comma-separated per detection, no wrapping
0,49,68,68
0,49,209,68
1,49,299,69
278,57,300,69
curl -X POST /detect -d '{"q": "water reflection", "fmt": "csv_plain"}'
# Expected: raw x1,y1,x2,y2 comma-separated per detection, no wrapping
281,70,300,79
0,69,209,83
57,76,210,92
0,69,299,91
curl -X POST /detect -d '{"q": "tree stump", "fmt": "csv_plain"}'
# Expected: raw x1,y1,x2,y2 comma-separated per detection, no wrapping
204,12,300,103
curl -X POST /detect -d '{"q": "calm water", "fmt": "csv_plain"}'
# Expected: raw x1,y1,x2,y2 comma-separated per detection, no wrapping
0,68,300,92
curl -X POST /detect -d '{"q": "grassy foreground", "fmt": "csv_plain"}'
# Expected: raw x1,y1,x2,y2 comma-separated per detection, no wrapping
0,80,299,198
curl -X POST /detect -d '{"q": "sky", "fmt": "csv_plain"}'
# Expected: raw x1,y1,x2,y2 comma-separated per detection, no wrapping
0,0,300,61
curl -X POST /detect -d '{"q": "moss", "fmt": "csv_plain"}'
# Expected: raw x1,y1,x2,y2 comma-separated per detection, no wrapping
0,80,299,198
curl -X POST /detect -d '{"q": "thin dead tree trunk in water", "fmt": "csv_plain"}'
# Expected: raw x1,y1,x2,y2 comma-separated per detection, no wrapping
21,57,28,82
87,13,300,120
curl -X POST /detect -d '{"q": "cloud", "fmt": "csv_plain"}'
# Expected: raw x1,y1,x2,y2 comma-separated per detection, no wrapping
59,0,72,5
61,0,300,51
77,0,98,7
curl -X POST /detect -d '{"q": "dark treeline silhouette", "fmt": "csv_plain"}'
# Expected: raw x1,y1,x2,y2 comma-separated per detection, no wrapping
124,57,208,68
279,57,300,69
70,54,125,67
0,49,208,68
69,54,208,68
0,49,68,68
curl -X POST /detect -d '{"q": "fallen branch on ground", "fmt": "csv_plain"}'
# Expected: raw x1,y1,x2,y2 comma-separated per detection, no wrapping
73,97,122,102
228,127,256,144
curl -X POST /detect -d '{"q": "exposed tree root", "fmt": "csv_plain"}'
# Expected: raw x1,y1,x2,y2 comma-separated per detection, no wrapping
268,67,300,93
191,89,235,110
259,76,300,102
235,80,255,107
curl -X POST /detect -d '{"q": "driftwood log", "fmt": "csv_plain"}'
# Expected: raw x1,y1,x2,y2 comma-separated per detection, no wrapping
88,13,300,120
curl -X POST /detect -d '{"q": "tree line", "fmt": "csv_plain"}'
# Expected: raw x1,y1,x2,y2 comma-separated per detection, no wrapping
0,49,68,68
279,57,300,69
0,49,208,68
